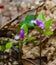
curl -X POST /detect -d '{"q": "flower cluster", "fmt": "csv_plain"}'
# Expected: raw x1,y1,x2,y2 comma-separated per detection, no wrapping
36,19,45,29
15,19,45,40
15,29,24,40
15,12,45,40
31,19,45,29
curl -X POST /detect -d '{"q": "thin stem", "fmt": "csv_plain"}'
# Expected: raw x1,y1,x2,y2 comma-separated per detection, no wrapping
18,39,23,65
39,32,42,65
24,59,37,65
3,51,4,65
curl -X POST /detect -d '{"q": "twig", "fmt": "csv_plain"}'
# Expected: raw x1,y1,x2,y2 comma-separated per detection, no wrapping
0,2,45,29
39,32,42,65
50,5,56,13
18,39,23,65
23,58,37,65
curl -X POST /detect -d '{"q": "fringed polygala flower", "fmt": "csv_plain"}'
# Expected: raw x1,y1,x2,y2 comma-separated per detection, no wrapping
30,19,45,29
36,19,45,29
19,29,24,38
14,29,24,40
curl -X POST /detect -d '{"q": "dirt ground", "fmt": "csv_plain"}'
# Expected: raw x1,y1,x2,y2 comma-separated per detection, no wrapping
0,0,56,65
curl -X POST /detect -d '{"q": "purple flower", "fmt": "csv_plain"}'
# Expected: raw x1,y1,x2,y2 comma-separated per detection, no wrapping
36,19,45,29
14,29,24,40
19,29,24,38
36,19,42,25
39,24,45,29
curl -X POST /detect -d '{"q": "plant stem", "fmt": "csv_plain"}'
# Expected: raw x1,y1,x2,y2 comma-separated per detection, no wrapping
18,39,23,65
39,32,42,65
3,51,4,65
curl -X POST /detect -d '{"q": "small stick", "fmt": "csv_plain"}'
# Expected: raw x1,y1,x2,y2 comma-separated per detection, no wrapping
39,32,42,65
0,3,45,29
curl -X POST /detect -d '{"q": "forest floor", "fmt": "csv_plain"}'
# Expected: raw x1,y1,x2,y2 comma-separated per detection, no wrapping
0,0,56,65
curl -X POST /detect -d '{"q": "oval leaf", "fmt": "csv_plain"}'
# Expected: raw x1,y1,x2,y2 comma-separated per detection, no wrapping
6,42,13,50
0,46,2,51
37,13,45,23
45,19,53,29
21,24,28,35
44,30,53,35
25,14,36,21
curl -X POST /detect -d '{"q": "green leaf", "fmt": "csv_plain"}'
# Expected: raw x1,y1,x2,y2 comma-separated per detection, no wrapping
0,46,5,51
25,14,36,21
26,22,34,28
19,20,26,26
15,46,19,48
6,42,13,50
27,37,35,42
44,30,53,35
23,37,27,45
34,40,39,45
45,19,53,29
0,46,2,51
37,13,45,23
23,42,27,45
19,14,35,28
34,26,43,32
19,20,34,28
23,37,35,45
21,24,28,35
